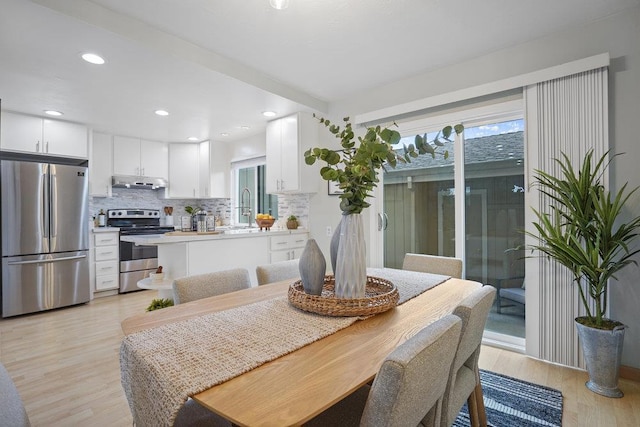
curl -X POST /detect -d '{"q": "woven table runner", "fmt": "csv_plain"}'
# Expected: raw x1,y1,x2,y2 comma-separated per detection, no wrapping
120,268,449,427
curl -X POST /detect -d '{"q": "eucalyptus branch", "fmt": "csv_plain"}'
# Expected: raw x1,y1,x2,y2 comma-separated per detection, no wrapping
305,115,463,214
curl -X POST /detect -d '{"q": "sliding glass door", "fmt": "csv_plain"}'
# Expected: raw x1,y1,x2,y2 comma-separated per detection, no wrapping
462,120,525,340
382,108,526,343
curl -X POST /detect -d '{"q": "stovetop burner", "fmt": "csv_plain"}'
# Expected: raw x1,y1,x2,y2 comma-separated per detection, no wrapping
107,209,174,235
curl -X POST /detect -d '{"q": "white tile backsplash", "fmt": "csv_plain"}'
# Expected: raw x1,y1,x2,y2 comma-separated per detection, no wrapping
90,189,310,228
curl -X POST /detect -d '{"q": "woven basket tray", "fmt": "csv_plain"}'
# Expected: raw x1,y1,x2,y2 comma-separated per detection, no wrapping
288,275,399,317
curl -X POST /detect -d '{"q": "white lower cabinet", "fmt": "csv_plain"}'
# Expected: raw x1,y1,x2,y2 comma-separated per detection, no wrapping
154,232,309,287
92,230,120,295
270,233,308,263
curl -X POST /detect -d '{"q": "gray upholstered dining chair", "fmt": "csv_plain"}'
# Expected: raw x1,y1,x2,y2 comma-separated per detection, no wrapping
305,314,463,427
173,398,232,427
256,258,300,285
0,362,31,427
172,268,251,304
440,285,496,427
402,253,463,279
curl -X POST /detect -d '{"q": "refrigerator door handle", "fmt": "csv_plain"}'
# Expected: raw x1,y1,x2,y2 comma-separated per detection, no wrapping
42,165,50,246
383,213,389,231
7,254,87,266
49,165,57,239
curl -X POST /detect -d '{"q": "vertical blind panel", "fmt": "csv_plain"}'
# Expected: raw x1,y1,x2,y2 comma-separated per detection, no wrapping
532,67,608,368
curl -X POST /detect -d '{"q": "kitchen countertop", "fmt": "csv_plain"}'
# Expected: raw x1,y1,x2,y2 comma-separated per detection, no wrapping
120,228,308,245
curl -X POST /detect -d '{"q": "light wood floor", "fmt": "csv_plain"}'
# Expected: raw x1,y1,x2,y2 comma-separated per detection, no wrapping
0,290,638,426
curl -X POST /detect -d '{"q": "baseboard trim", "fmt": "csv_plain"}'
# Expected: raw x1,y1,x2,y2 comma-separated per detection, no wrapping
620,365,640,382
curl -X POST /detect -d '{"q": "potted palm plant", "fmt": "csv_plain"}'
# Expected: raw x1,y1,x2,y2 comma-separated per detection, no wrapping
305,116,462,298
527,149,640,397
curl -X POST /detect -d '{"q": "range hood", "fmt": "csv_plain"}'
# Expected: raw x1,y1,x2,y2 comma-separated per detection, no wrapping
111,175,167,190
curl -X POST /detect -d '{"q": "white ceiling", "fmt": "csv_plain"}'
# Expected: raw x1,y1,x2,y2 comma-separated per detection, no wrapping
0,0,637,143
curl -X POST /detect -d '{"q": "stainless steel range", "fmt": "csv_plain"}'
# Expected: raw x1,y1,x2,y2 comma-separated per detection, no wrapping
107,209,174,293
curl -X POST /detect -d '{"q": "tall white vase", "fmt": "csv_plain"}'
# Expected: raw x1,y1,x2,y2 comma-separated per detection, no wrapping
334,213,367,298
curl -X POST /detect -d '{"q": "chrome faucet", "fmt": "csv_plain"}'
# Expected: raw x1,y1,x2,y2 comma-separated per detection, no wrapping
239,187,252,226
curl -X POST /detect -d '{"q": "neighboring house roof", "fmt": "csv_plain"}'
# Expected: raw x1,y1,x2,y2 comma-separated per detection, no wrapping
387,131,524,173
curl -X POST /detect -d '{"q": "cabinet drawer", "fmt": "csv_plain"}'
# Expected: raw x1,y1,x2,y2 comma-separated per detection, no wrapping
270,234,307,251
95,274,119,291
95,260,119,276
95,246,119,261
94,233,119,246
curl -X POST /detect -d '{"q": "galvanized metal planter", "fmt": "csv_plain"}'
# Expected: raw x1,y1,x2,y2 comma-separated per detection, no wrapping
575,318,627,398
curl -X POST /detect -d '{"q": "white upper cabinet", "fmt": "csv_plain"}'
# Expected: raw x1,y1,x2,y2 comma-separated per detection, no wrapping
113,136,140,175
167,143,199,198
265,112,319,194
198,141,210,197
0,111,87,158
90,132,113,197
141,139,168,178
113,136,168,178
199,140,230,199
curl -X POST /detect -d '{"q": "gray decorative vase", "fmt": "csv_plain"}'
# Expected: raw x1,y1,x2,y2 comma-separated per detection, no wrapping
575,318,627,398
299,239,326,295
334,213,367,299
329,217,343,274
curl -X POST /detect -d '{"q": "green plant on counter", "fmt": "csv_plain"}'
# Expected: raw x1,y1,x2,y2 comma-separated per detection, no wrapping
146,298,174,312
287,215,298,222
184,206,202,216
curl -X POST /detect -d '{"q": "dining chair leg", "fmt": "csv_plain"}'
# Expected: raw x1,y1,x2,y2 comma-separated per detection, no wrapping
467,389,480,427
475,383,488,427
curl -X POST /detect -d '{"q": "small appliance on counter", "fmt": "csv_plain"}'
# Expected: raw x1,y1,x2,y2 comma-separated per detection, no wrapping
106,209,175,293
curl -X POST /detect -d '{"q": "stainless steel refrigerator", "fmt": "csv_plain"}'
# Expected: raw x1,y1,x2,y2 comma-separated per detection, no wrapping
1,159,90,317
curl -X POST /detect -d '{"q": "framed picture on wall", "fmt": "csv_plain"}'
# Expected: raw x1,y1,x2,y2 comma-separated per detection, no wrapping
328,180,343,195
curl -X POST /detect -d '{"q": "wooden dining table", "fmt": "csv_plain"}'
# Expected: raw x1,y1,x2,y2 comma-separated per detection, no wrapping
121,272,481,427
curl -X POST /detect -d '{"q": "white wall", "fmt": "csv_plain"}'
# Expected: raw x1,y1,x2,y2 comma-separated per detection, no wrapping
329,7,640,369
224,133,266,161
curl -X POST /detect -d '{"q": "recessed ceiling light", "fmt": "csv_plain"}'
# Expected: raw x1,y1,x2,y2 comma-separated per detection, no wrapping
187,137,199,141
81,53,105,65
270,0,289,10
44,110,63,116
262,111,276,117
220,132,229,137
239,126,250,130
155,110,169,116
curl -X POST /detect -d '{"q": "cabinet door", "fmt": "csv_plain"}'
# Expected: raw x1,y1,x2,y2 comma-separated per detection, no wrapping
140,139,168,178
168,143,199,198
279,114,300,192
90,132,113,197
0,111,43,153
265,119,283,194
270,250,293,263
199,141,210,197
209,141,230,198
113,136,141,175
43,119,87,158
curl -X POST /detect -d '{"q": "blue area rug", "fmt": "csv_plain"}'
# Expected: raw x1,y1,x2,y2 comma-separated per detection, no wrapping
453,370,563,427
